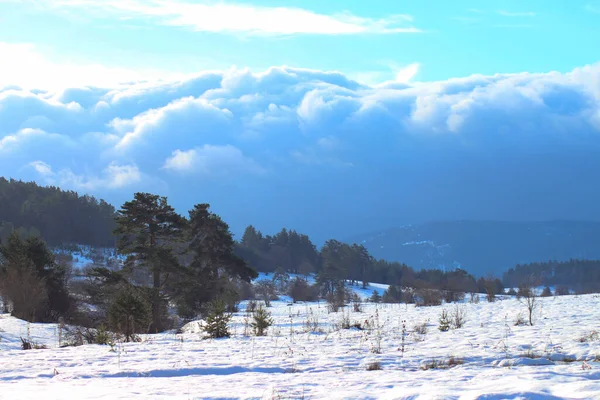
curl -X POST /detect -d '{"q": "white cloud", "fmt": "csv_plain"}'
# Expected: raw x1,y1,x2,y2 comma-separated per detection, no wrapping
163,145,264,176
29,162,142,190
0,42,185,90
2,63,600,233
31,0,422,35
395,63,420,83
28,160,54,176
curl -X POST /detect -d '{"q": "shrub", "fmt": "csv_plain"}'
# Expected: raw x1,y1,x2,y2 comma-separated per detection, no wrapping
366,361,382,371
514,312,527,326
20,337,47,350
251,304,273,336
255,281,278,307
413,322,428,335
246,299,258,313
108,289,151,342
438,310,451,332
203,300,232,339
577,331,599,343
416,289,443,307
288,278,318,303
450,305,467,329
541,286,552,297
443,290,465,303
62,324,115,347
555,286,570,296
352,299,363,313
369,290,382,303
382,285,402,303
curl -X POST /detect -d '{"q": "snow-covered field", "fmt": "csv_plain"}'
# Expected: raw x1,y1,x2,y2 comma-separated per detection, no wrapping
2,292,600,399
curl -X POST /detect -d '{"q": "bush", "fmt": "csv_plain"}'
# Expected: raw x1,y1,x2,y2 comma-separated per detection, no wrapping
555,286,570,296
382,285,402,303
366,361,382,371
62,324,115,347
450,305,467,329
251,304,273,336
369,290,382,303
108,289,151,342
416,289,443,307
288,278,318,303
443,290,465,303
20,337,47,350
541,286,552,297
413,322,428,335
0,262,47,322
254,281,278,307
203,300,232,339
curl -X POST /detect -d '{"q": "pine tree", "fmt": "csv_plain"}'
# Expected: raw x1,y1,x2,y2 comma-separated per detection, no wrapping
251,304,273,336
108,289,151,342
177,204,257,317
203,300,232,339
113,192,186,332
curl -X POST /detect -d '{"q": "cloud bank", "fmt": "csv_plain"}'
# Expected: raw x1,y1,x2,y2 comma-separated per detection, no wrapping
1,53,600,241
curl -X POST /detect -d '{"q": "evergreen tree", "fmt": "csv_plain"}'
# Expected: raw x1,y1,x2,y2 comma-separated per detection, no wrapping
0,232,71,322
113,192,186,332
108,289,151,342
251,304,273,336
202,300,232,339
177,204,257,318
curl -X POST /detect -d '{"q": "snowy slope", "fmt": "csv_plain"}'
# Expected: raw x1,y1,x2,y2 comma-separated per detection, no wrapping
2,293,600,399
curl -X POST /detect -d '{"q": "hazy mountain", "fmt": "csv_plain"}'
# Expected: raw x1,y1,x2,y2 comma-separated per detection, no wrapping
347,221,600,277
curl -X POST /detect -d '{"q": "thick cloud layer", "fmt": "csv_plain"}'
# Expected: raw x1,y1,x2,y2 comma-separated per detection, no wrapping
1,65,600,242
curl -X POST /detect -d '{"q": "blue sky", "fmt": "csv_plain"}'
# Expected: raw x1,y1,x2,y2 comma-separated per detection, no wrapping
1,0,599,84
1,0,600,242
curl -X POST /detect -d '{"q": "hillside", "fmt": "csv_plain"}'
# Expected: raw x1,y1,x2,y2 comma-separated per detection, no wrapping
349,221,600,276
0,178,116,247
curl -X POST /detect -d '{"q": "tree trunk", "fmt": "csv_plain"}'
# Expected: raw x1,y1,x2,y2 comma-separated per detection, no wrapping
150,269,162,333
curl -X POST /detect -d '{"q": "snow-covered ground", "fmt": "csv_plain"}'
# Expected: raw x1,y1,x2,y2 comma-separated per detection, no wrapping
2,292,600,399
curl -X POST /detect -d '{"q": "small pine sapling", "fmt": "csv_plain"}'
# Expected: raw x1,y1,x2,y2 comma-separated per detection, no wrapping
251,304,274,336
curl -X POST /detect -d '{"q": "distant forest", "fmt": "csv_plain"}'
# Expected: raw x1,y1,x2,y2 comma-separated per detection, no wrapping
0,178,116,247
4,177,600,296
503,260,600,293
0,177,491,292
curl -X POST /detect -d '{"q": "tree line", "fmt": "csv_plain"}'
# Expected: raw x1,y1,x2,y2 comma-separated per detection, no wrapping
0,178,116,247
503,259,600,294
236,225,498,296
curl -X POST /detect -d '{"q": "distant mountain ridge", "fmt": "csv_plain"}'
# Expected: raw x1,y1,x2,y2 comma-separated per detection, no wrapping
347,221,600,276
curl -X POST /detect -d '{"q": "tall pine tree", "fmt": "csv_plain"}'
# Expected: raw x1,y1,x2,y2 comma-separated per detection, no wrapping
113,193,186,332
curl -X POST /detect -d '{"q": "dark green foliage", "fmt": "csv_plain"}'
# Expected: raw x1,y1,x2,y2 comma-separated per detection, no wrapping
503,259,600,293
176,204,257,318
251,304,273,336
541,286,552,297
369,290,382,303
114,192,185,332
555,285,570,296
0,177,116,247
0,232,72,322
237,225,480,293
203,300,232,339
438,309,451,332
107,289,151,342
382,285,402,303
